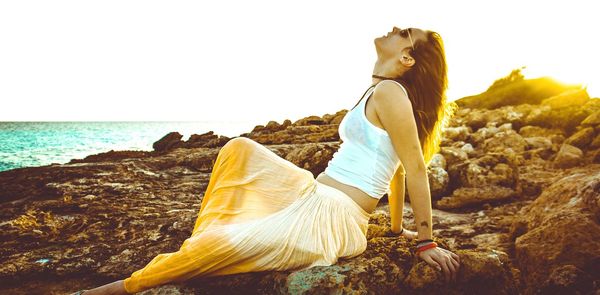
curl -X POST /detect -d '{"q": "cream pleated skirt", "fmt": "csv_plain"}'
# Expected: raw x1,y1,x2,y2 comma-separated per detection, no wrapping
123,137,372,294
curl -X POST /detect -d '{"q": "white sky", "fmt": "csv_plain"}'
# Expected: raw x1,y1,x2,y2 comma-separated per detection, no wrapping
1,0,598,126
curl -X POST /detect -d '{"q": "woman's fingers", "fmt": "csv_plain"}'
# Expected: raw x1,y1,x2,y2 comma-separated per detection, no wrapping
420,252,442,271
437,256,452,283
444,256,457,282
450,253,460,270
419,247,462,283
450,251,460,264
439,249,460,282
434,249,458,283
441,248,461,268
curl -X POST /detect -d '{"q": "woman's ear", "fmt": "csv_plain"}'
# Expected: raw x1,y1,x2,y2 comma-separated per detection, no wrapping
399,52,415,68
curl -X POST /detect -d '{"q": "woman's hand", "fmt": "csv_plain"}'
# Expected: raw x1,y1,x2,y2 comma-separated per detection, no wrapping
417,246,460,283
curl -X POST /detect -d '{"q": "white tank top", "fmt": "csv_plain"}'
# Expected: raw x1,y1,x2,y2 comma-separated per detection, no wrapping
323,80,406,200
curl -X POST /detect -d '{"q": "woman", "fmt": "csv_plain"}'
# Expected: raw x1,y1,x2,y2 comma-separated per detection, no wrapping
75,26,460,295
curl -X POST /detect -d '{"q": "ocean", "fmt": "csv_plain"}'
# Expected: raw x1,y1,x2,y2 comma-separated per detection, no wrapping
0,121,257,173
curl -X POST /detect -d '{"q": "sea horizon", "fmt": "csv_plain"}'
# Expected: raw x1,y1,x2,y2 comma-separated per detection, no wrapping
0,120,260,172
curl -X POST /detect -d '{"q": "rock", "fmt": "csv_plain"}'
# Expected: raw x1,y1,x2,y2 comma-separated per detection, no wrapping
243,113,342,145
440,147,469,167
593,149,600,164
186,131,218,145
283,142,338,176
540,88,590,109
324,110,347,125
481,130,528,154
523,136,552,150
428,166,449,200
264,120,284,132
152,132,184,152
184,131,230,149
469,124,500,146
403,249,518,294
591,133,600,149
443,126,471,142
538,264,595,295
518,125,564,138
293,115,327,126
564,127,596,149
479,107,527,132
69,149,155,164
454,76,578,109
581,110,600,126
553,143,584,168
137,285,197,294
497,122,513,132
511,166,600,295
436,186,517,210
460,143,475,157
428,153,447,170
449,153,519,189
465,112,487,131
522,137,554,161
524,103,590,133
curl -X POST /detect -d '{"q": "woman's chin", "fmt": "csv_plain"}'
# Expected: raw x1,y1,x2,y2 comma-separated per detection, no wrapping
374,37,385,50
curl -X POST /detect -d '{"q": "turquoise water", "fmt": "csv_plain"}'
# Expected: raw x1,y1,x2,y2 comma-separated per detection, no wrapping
0,121,256,172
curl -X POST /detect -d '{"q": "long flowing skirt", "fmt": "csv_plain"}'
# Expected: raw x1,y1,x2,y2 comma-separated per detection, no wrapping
123,137,372,294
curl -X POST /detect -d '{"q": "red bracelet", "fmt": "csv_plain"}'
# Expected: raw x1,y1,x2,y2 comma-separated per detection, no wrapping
416,242,438,255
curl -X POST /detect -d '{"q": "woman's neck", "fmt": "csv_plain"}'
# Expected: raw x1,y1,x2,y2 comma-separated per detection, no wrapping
372,59,404,85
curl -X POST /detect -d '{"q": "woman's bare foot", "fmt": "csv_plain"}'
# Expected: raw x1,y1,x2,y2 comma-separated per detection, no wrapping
76,280,129,295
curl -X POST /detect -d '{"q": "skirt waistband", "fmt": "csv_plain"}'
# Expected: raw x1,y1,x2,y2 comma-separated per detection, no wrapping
308,179,372,221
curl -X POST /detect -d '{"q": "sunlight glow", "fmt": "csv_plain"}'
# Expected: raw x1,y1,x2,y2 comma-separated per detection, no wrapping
523,67,597,99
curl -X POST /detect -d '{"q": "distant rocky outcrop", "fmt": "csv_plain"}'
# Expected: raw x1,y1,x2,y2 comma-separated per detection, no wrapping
1,70,599,294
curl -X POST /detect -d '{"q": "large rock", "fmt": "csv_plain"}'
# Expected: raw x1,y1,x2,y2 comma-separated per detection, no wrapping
455,76,580,109
403,248,518,294
510,165,600,295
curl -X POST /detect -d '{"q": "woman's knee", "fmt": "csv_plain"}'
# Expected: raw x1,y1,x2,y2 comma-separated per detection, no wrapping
221,137,254,152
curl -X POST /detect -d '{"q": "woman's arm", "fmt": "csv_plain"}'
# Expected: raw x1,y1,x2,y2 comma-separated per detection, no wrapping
388,165,406,234
373,81,433,241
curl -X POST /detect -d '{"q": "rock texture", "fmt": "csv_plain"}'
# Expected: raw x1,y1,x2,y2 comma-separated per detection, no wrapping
1,72,599,294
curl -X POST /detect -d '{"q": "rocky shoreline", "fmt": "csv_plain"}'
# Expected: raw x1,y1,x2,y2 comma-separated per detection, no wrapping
1,73,599,294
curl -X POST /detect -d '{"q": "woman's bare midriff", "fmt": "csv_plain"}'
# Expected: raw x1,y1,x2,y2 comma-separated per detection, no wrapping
315,172,379,214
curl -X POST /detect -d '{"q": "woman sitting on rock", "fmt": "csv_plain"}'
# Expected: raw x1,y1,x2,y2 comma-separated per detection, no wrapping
75,26,461,295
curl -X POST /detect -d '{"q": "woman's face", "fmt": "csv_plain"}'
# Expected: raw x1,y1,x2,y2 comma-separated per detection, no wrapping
374,27,428,62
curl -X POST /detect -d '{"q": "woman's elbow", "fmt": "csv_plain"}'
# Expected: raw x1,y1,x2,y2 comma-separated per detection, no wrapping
405,161,426,175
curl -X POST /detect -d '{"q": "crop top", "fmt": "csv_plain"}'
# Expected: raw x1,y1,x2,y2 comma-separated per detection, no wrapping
322,80,407,200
